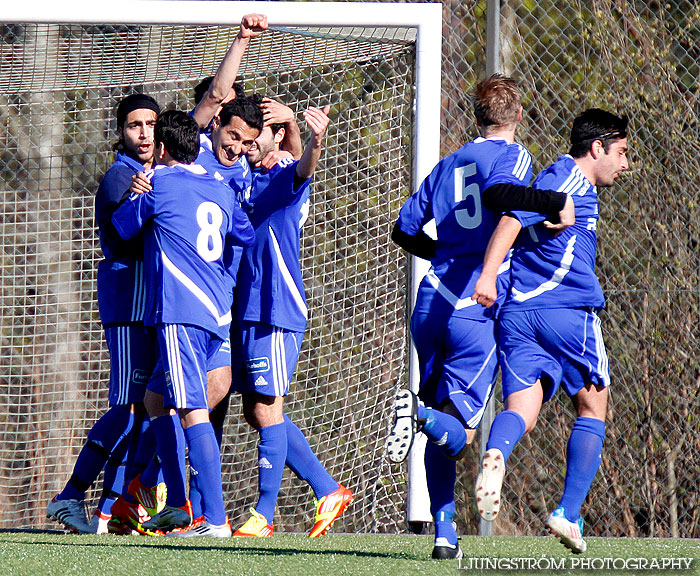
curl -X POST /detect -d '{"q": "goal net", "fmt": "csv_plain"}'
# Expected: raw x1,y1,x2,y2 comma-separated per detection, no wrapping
0,1,441,532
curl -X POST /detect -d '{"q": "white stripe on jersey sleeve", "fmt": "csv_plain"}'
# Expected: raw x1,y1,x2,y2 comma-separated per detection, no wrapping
511,234,577,302
268,226,308,320
558,164,591,197
160,251,232,327
512,146,532,181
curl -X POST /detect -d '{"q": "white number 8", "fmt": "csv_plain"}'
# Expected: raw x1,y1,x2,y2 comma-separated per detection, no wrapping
454,163,482,229
196,202,224,262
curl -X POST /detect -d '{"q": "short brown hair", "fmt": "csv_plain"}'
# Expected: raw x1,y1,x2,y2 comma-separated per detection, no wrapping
473,74,521,127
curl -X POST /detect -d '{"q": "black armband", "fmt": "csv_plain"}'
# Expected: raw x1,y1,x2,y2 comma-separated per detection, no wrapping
391,222,436,261
482,183,566,214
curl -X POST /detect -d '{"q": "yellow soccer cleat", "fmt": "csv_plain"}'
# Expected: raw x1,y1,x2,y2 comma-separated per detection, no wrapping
233,508,273,537
309,484,353,538
128,474,167,518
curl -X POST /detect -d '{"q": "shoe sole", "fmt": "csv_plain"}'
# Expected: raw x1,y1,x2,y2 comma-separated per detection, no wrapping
546,515,587,554
386,390,417,463
475,448,505,522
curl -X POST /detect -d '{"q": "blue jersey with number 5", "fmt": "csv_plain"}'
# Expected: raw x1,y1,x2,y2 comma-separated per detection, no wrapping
112,163,255,338
396,137,532,319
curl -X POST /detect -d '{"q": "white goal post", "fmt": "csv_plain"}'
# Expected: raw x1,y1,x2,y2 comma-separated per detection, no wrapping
0,0,440,530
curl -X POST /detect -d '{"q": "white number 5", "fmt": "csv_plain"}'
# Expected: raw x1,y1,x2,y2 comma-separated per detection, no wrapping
454,163,482,229
196,201,224,262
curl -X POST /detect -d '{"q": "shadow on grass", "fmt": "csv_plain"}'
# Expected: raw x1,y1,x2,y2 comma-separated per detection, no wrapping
0,530,427,561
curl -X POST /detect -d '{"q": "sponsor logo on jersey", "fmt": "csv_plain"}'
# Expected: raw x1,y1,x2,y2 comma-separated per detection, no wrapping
258,457,272,469
132,369,151,385
247,357,270,373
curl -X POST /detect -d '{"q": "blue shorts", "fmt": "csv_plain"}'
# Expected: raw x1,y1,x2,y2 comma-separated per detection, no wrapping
148,324,230,410
410,312,498,429
231,321,303,397
498,307,610,402
104,323,157,406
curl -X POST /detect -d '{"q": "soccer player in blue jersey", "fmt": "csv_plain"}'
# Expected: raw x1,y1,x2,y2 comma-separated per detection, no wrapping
46,93,162,534
230,98,353,538
386,75,575,559
473,108,629,554
112,110,255,536
191,13,267,132
127,97,300,531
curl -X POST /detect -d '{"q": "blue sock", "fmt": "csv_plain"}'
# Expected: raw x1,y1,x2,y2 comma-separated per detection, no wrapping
559,417,606,522
255,422,287,523
188,423,224,519
419,406,467,459
123,415,152,487
185,422,226,525
425,443,458,546
189,472,203,520
151,414,187,508
139,456,163,490
486,410,527,463
59,405,133,501
284,415,338,499
98,436,131,514
189,402,227,518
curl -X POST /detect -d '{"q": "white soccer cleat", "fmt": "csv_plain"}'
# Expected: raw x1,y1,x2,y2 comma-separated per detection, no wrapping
46,497,92,533
386,389,420,463
166,518,232,538
475,448,506,522
546,506,587,554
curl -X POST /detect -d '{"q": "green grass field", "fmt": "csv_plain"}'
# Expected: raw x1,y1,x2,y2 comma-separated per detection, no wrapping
0,532,698,576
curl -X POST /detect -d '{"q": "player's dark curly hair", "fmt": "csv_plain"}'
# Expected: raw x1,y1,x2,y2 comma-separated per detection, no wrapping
569,108,628,158
193,76,246,105
218,96,264,132
473,74,521,127
154,109,200,164
248,93,285,134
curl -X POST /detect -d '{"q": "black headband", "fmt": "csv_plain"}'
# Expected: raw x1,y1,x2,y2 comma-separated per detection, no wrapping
116,94,160,129
571,129,626,145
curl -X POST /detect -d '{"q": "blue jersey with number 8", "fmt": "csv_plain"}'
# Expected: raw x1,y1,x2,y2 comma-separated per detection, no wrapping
112,163,255,338
396,137,532,319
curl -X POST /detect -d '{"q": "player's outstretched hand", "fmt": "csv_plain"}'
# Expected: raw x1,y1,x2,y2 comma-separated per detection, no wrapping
239,14,268,39
544,194,574,235
261,150,294,171
303,105,331,139
130,172,152,195
261,98,295,127
472,274,497,308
